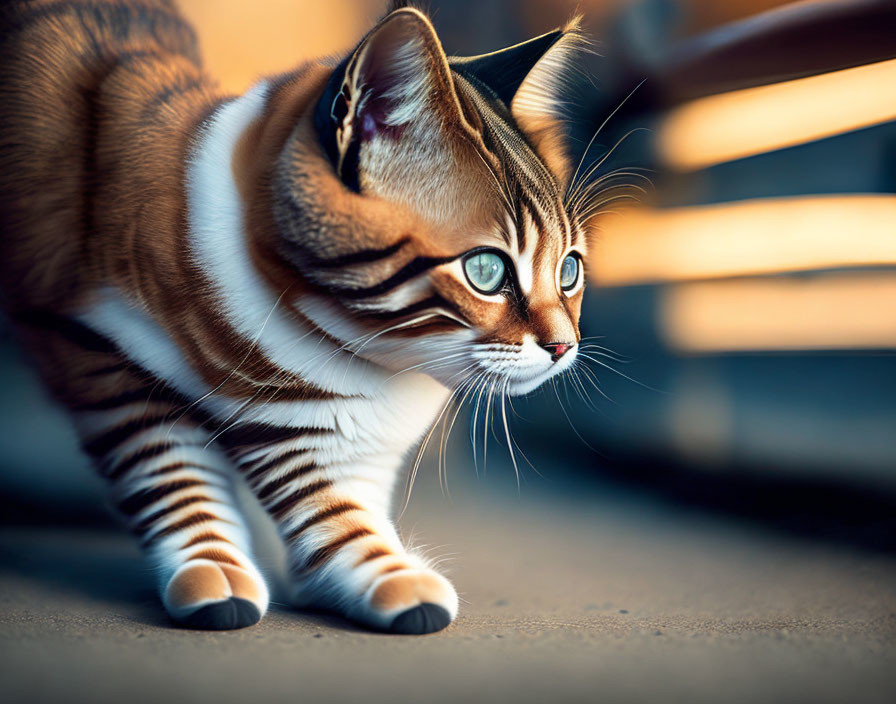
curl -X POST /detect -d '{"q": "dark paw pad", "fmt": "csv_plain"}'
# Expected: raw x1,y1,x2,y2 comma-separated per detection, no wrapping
176,597,261,631
389,603,452,635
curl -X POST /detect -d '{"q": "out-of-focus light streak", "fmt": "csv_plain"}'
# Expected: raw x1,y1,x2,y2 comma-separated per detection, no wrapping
179,0,381,93
658,58,896,171
661,273,896,353
589,196,896,286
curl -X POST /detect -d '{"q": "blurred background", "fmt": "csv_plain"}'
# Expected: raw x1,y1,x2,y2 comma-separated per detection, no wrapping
2,2,895,701
2,0,896,562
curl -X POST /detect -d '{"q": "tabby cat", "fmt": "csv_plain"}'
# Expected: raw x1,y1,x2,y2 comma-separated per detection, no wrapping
0,0,588,634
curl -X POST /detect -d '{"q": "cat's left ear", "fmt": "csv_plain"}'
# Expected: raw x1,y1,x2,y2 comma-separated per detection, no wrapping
451,18,586,187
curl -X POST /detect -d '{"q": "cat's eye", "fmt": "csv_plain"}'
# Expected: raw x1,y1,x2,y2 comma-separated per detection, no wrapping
559,254,581,291
463,250,507,294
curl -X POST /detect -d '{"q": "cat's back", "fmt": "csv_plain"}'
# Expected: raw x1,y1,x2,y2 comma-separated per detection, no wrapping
0,0,204,311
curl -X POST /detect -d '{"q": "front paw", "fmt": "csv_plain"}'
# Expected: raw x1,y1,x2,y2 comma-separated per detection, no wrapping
163,558,269,630
353,568,458,635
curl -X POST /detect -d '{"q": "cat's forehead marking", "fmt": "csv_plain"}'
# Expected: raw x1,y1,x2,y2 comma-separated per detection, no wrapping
454,72,569,279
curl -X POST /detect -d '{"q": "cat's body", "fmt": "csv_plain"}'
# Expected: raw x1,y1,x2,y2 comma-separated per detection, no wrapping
0,0,588,633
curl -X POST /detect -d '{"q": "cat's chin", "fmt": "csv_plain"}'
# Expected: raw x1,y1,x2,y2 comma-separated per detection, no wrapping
505,373,555,397
502,349,577,397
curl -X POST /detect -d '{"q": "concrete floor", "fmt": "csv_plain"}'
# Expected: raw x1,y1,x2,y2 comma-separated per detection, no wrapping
1,465,895,704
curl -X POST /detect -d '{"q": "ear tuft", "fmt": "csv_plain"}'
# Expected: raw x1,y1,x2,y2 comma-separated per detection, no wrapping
448,17,589,186
511,16,587,126
353,10,434,131
314,7,459,189
510,17,590,186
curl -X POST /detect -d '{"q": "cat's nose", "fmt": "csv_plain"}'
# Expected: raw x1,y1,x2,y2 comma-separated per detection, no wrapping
541,342,573,362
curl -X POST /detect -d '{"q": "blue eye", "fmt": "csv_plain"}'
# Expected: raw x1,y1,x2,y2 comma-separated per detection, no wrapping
559,254,580,291
463,250,506,294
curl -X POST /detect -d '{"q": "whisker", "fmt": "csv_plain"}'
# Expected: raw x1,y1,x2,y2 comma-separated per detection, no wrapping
165,287,290,437
550,377,602,454
577,353,665,393
566,78,647,204
499,379,521,494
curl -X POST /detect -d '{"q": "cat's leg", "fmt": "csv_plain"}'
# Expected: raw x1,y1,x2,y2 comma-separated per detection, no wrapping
17,314,277,632
240,449,457,634
75,397,270,629
76,401,271,629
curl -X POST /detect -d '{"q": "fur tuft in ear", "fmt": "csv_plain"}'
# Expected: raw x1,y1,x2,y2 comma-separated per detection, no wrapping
314,7,462,190
449,17,588,187
510,16,589,186
449,29,566,108
510,16,587,121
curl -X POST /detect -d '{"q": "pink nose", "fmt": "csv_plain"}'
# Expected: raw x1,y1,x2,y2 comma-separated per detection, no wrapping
541,342,572,361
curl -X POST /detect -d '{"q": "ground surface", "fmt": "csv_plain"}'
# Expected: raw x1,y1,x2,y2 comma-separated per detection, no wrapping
1,465,895,704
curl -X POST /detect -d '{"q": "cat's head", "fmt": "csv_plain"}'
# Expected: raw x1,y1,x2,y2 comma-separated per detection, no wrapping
274,5,590,396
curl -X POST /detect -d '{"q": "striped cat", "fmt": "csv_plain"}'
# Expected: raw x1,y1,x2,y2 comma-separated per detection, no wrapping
0,0,588,633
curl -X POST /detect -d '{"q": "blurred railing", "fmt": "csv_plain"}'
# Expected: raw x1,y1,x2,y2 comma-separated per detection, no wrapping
586,1,896,357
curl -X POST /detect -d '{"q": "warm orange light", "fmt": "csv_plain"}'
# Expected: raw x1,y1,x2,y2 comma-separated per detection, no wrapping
179,0,383,93
589,195,896,286
661,273,896,352
658,58,896,171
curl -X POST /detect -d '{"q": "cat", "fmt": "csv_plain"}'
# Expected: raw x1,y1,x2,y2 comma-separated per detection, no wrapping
0,0,589,634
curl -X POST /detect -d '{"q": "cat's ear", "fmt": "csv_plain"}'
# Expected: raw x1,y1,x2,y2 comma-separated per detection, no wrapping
314,7,465,189
451,19,586,186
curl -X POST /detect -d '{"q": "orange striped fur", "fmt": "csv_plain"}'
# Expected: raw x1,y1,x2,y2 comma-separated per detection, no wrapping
0,0,591,633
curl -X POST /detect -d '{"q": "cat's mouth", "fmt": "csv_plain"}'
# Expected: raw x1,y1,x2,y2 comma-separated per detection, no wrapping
469,342,577,397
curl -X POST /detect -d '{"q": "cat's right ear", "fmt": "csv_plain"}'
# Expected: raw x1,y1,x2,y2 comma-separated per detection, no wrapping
314,7,465,191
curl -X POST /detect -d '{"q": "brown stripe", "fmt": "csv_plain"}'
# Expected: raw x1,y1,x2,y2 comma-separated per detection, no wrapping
364,294,466,324
217,423,328,448
5,3,188,38
324,255,456,300
71,387,157,412
118,478,206,516
13,310,119,355
84,415,170,458
107,48,167,67
244,448,307,483
389,319,469,338
188,548,242,566
143,76,206,116
105,442,173,480
181,532,230,549
144,461,222,478
254,463,318,502
311,238,410,269
132,494,214,534
84,362,129,378
355,547,392,566
302,528,374,572
235,381,339,403
266,479,332,521
283,501,361,543
380,564,406,575
143,511,227,545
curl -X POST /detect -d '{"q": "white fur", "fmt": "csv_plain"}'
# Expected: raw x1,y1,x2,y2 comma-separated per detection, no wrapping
78,287,210,400
359,33,431,127
515,216,540,296
511,30,585,125
186,83,390,397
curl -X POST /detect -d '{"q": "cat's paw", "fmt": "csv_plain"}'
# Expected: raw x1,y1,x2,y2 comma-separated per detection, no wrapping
163,558,269,630
353,568,458,635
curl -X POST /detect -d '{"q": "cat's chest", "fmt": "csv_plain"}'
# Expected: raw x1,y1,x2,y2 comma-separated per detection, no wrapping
77,286,450,460
297,377,450,456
